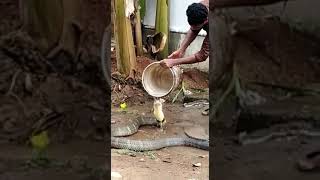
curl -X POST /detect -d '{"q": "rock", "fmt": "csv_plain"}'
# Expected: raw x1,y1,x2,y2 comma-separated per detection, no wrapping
184,126,209,140
162,159,171,163
24,72,33,92
192,163,201,167
111,171,122,180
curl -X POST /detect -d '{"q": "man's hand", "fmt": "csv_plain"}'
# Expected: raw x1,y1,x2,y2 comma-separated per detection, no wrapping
168,49,185,59
160,59,175,68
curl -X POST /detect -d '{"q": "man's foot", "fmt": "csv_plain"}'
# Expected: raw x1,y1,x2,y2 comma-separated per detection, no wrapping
202,108,209,116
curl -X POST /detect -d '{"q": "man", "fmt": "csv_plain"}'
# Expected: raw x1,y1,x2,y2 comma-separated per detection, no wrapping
160,0,209,68
160,0,209,115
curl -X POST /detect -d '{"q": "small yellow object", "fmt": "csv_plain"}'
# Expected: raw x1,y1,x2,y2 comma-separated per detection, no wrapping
120,102,127,109
30,131,50,151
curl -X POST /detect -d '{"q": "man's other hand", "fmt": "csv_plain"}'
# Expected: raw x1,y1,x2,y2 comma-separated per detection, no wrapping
160,59,175,68
168,49,185,59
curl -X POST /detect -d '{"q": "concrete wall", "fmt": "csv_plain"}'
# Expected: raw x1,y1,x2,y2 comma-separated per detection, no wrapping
224,0,320,38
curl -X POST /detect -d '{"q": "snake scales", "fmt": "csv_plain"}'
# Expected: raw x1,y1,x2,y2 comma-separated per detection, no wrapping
111,116,209,151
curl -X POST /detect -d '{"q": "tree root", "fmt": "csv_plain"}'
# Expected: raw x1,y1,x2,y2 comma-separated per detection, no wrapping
125,70,137,84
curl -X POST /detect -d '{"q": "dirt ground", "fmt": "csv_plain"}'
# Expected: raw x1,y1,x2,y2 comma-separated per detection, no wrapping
213,130,320,180
110,45,210,179
211,17,320,180
0,1,109,179
0,37,109,179
111,102,209,180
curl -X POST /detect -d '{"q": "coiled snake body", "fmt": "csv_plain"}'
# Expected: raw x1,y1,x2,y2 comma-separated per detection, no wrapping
111,116,209,151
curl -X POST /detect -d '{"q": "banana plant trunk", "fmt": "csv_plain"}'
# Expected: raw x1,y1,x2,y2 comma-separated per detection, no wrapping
155,0,169,59
21,0,64,53
134,0,144,56
113,0,137,77
21,0,82,59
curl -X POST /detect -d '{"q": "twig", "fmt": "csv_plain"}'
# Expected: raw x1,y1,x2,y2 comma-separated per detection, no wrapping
172,81,184,103
46,44,63,59
5,69,28,116
6,69,22,96
6,92,27,117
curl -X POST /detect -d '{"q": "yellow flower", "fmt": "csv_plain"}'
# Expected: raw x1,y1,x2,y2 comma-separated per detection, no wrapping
120,102,127,109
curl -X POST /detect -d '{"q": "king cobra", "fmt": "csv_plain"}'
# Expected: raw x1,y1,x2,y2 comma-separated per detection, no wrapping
111,116,209,151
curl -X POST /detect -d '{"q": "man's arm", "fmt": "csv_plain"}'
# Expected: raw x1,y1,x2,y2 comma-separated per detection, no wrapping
168,28,200,59
194,35,209,62
163,35,209,67
178,29,200,53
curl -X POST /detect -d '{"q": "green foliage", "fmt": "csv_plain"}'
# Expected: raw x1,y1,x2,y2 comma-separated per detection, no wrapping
139,0,146,19
155,0,169,59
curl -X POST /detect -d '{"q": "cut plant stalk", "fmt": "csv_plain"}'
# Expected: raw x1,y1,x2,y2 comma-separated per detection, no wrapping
212,63,241,116
172,81,185,103
134,0,144,56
